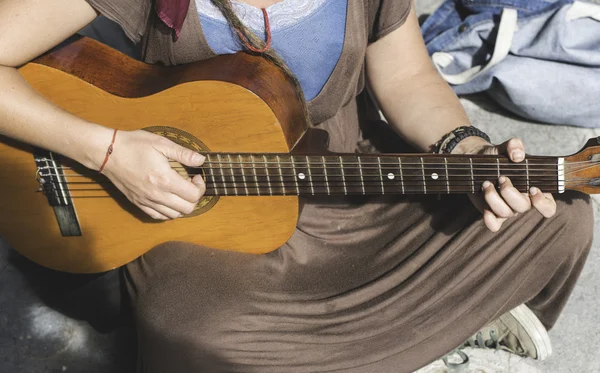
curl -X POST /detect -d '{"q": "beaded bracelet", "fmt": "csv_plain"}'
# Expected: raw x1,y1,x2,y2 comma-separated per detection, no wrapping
434,126,491,154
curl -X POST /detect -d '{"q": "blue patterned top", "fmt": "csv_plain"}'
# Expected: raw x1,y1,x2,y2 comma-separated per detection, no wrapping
197,0,347,101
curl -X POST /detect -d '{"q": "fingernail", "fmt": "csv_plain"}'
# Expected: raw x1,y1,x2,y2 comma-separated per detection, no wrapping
530,187,538,195
193,153,205,163
498,176,507,185
512,151,524,162
482,181,492,191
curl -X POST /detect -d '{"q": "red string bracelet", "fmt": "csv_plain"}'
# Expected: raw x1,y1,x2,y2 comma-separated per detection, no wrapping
98,129,118,173
235,8,272,53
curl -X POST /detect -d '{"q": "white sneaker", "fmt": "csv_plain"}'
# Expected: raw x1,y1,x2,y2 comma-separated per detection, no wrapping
463,304,552,360
438,304,552,373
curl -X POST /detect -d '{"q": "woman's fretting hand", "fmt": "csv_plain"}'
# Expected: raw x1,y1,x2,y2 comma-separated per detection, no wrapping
452,136,557,232
97,129,206,220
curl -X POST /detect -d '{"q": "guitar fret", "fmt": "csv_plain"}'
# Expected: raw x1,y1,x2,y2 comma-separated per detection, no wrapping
276,155,286,195
322,156,330,195
558,158,565,193
291,155,300,195
238,154,249,195
339,156,347,195
525,158,530,191
227,154,238,196
338,156,348,196
357,156,366,195
398,157,405,194
444,157,450,194
420,157,427,194
250,154,260,196
206,154,218,196
263,155,273,196
217,154,228,196
469,158,475,193
305,156,314,195
377,157,385,194
496,158,501,178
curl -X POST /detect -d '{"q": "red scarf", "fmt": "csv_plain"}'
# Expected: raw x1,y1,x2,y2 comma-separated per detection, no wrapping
155,0,272,50
155,0,190,40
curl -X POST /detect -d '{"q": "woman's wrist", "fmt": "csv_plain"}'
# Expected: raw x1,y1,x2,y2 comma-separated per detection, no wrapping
434,125,492,154
73,123,118,171
451,136,492,155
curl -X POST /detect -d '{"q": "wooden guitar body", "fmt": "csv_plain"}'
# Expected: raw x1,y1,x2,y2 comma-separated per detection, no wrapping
0,37,308,273
4,37,600,274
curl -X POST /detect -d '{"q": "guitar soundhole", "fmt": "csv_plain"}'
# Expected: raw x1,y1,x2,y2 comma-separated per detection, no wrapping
143,126,218,216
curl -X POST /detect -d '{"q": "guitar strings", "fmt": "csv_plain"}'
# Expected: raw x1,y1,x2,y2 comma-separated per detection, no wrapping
45,181,561,191
164,166,562,172
46,185,565,198
29,157,599,198
41,178,573,197
53,159,597,169
40,172,564,179
49,159,599,175
35,176,573,198
46,166,567,175
36,179,565,190
36,176,585,198
36,169,569,179
32,166,579,182
41,178,564,188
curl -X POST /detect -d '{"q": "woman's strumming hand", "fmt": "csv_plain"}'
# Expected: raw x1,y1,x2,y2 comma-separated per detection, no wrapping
97,129,206,220
452,136,557,232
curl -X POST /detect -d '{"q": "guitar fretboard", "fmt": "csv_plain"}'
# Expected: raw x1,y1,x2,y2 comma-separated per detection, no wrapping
200,153,563,196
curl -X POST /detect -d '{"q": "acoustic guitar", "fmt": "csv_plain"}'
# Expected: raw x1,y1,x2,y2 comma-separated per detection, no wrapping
1,36,598,274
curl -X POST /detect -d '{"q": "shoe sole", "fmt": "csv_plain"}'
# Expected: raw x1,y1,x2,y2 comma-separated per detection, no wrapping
505,304,552,361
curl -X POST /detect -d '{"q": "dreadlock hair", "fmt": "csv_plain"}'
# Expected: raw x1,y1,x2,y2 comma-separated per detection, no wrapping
210,0,312,127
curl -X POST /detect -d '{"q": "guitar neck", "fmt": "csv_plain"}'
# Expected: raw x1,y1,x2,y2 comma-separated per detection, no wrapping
201,153,564,196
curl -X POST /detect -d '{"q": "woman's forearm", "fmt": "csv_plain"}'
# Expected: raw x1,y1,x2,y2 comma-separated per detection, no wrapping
0,65,112,169
373,68,490,153
366,6,489,154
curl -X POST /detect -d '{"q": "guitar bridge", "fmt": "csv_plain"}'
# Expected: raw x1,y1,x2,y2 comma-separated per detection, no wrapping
34,149,82,236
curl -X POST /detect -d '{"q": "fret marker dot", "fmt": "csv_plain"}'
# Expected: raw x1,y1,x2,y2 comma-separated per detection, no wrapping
387,173,395,180
298,173,306,180
431,173,439,180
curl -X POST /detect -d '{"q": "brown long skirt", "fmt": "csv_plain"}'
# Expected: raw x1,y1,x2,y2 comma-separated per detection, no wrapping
124,187,593,372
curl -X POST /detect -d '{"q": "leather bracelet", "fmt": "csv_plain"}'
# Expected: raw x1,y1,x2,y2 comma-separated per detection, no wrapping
434,126,491,154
